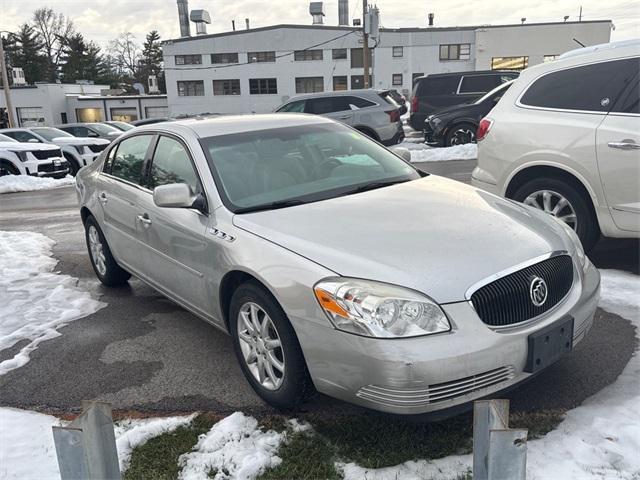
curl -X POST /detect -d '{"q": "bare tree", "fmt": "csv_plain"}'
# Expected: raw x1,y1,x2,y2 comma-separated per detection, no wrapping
32,7,75,81
107,32,141,79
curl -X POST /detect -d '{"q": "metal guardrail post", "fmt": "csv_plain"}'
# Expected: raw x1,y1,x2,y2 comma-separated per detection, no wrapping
52,401,121,480
473,399,528,480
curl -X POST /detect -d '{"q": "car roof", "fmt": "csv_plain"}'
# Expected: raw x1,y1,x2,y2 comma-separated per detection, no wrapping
415,70,518,82
131,113,333,138
286,89,385,102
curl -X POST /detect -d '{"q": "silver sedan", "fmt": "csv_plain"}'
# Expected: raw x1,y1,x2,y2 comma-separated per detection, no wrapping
76,114,600,414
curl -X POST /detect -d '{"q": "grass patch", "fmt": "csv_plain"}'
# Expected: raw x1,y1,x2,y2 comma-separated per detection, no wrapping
510,409,565,439
123,414,217,480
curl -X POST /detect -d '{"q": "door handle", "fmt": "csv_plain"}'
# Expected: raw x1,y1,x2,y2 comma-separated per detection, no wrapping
608,140,640,150
98,192,108,204
137,213,152,226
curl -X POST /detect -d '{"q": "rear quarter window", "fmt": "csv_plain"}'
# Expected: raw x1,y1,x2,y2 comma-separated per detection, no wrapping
416,76,460,96
520,57,639,112
459,75,501,94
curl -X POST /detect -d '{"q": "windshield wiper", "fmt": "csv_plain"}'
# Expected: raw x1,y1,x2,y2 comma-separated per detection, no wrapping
235,199,307,214
341,178,412,196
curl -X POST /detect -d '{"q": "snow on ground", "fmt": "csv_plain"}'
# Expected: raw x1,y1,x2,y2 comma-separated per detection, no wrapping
338,269,640,480
178,412,285,480
399,141,478,163
0,174,75,194
0,230,104,375
0,408,197,478
116,413,198,472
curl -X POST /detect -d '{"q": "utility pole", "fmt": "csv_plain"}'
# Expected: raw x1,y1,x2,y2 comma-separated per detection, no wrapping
579,6,583,21
362,0,370,88
0,32,15,128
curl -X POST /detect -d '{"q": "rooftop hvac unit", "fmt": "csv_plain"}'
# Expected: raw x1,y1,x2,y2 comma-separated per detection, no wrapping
309,2,325,25
190,9,211,35
11,67,26,86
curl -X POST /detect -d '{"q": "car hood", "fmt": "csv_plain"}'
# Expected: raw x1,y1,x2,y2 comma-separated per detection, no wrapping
51,137,110,146
0,141,59,151
233,176,572,304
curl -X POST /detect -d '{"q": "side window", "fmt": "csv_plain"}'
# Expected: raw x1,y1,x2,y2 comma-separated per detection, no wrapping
306,97,339,114
278,100,306,113
346,96,377,109
148,136,200,194
417,76,459,96
616,81,639,114
110,135,152,185
9,131,40,142
459,75,500,94
103,144,117,172
520,57,639,112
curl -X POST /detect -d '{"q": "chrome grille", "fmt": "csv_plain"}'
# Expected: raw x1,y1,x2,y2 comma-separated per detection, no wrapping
356,366,515,408
470,255,574,327
31,148,62,160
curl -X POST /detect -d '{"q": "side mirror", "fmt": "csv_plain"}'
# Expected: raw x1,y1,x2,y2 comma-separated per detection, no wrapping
28,138,40,143
87,131,99,137
153,183,196,208
391,146,412,162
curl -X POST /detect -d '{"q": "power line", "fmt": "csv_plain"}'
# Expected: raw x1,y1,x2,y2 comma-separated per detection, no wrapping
164,29,358,71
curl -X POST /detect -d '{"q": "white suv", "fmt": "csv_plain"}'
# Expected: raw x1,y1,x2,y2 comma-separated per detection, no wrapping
0,133,69,178
0,127,110,175
472,41,639,251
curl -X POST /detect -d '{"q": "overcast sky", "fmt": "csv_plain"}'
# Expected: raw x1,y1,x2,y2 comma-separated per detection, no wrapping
1,0,638,49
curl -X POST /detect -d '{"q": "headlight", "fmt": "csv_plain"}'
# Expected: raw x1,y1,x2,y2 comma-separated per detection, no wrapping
314,278,451,338
10,151,29,162
556,219,588,273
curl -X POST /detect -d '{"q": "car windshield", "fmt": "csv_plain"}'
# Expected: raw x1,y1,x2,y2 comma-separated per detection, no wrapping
474,80,514,104
32,127,73,141
90,123,120,134
108,121,134,131
201,123,420,213
0,133,17,142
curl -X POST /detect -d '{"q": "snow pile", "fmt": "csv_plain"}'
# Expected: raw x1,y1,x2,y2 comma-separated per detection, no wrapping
339,269,640,480
179,412,285,480
0,174,75,194
116,413,198,471
401,142,478,163
0,230,104,375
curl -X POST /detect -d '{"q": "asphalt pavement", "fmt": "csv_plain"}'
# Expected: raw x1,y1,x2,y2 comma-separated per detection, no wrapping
0,162,638,417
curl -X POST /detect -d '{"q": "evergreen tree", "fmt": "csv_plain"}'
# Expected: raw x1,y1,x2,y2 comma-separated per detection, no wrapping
138,30,165,93
2,25,47,85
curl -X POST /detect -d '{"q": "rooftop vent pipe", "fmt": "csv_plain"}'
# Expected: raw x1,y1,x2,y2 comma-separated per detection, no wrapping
177,0,191,37
428,13,434,26
245,18,250,30
338,0,349,25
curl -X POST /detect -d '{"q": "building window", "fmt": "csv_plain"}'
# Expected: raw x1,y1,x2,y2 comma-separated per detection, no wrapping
543,54,559,63
392,46,403,58
295,77,324,94
110,107,138,122
248,51,276,63
491,56,529,71
332,48,347,60
350,48,371,69
16,107,46,126
249,78,278,94
350,75,371,90
333,76,348,91
211,52,239,64
392,74,403,86
213,79,241,95
294,49,323,61
439,44,471,61
175,54,202,65
177,80,205,96
75,108,103,123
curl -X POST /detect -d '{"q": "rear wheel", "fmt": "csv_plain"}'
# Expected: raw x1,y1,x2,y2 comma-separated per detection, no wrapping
229,281,314,409
512,177,600,251
84,215,131,286
445,123,476,146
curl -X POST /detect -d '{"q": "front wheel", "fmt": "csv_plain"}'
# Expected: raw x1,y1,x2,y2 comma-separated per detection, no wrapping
84,215,131,286
229,282,314,409
512,177,600,251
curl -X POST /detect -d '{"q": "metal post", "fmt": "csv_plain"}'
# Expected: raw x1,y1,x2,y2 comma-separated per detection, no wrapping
362,0,370,89
53,401,121,480
473,399,527,480
0,33,16,128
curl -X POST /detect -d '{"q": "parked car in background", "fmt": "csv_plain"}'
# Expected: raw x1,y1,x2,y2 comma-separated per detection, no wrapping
76,114,598,414
103,121,135,132
276,89,404,145
0,133,69,178
0,127,110,175
387,89,408,115
130,117,174,127
424,81,514,146
473,40,640,251
409,70,519,130
57,122,122,141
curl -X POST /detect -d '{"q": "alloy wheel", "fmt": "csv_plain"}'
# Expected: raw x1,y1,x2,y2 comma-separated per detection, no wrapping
237,302,285,390
88,225,107,276
449,127,475,145
523,189,578,231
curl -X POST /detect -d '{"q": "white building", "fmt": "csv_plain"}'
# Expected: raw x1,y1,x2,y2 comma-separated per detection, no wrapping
163,20,612,116
0,83,169,127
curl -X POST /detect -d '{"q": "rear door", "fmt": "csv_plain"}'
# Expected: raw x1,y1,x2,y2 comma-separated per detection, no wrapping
417,75,461,114
305,96,354,125
98,134,154,274
596,59,640,232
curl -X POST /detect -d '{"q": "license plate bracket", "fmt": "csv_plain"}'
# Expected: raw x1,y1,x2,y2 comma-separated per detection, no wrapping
525,316,574,373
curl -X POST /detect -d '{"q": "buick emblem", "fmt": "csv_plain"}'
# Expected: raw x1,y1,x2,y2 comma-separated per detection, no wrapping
530,276,548,307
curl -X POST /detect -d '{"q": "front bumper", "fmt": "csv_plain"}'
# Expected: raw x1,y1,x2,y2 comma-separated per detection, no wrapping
296,260,600,415
381,123,405,146
423,122,444,147
30,158,70,178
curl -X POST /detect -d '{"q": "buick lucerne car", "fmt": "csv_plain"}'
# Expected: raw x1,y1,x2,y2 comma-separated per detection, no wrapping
76,114,600,414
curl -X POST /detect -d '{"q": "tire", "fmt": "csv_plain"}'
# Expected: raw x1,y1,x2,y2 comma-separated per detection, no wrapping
63,153,81,176
84,215,131,286
0,161,20,176
512,177,600,251
445,122,476,146
229,281,315,409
